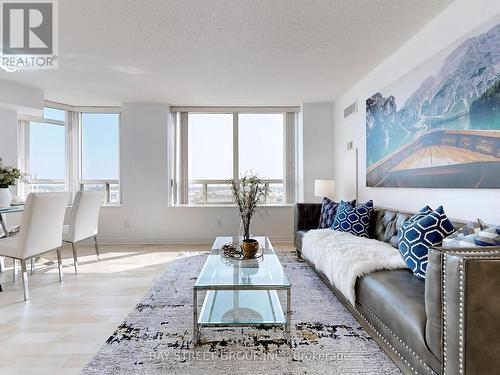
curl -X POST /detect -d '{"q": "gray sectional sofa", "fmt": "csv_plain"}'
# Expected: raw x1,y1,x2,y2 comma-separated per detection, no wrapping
295,203,500,375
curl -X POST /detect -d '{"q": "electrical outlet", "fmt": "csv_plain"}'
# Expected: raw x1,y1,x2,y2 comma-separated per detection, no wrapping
347,141,354,150
124,220,130,229
217,219,222,228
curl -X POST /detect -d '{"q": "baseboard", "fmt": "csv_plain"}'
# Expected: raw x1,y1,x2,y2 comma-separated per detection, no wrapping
84,235,294,246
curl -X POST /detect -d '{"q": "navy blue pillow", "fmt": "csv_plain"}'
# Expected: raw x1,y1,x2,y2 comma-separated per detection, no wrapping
408,206,433,223
318,198,356,229
331,200,373,238
398,206,455,279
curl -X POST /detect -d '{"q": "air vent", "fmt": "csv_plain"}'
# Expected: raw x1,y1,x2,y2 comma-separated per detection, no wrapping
343,100,358,118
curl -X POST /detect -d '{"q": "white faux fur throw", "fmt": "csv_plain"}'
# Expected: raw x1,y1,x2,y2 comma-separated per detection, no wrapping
302,229,408,305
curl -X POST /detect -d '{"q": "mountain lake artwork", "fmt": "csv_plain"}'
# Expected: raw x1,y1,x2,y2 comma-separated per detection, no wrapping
366,15,500,188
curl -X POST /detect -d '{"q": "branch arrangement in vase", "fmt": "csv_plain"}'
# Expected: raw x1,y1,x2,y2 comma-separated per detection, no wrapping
230,173,267,240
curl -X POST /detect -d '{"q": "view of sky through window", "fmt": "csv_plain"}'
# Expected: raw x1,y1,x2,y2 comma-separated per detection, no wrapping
81,113,120,180
186,112,285,204
29,122,65,179
43,107,66,122
239,113,283,179
188,113,233,180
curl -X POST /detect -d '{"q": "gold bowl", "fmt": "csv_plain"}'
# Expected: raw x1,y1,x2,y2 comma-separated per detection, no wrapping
240,239,259,258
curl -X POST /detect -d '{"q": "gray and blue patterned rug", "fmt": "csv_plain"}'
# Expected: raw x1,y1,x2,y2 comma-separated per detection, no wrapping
82,251,401,374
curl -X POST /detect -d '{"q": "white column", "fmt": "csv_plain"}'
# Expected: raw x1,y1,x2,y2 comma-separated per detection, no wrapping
298,103,335,203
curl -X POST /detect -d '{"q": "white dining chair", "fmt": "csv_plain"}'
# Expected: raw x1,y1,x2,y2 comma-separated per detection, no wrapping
63,191,103,274
0,192,70,301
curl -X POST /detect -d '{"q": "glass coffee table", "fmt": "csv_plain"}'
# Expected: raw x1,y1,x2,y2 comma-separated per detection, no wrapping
193,236,291,345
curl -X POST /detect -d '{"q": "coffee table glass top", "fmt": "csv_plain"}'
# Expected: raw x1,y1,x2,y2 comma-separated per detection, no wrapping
195,236,290,289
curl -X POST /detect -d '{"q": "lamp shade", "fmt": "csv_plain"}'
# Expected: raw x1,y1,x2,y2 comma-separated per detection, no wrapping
314,179,335,199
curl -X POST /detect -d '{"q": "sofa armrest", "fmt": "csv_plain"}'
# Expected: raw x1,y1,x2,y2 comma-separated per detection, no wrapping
426,246,500,375
294,203,322,252
294,203,321,232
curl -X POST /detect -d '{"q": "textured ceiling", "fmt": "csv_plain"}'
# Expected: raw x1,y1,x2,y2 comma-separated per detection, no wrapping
0,0,453,106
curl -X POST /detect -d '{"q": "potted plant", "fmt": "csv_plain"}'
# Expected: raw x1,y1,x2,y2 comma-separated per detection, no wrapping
230,173,267,258
0,160,28,208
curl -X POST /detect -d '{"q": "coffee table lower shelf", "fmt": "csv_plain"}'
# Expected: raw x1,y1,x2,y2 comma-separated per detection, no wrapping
193,289,291,345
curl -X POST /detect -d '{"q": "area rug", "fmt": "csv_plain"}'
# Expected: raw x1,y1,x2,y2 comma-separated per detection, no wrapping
82,251,402,374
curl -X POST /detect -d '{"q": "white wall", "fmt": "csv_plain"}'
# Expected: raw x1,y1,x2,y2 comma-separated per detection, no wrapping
0,79,43,116
0,80,43,228
0,79,43,167
97,103,294,244
0,108,18,166
298,102,335,203
332,0,500,223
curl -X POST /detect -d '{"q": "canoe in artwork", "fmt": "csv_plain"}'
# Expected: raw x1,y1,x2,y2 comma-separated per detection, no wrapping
366,129,500,188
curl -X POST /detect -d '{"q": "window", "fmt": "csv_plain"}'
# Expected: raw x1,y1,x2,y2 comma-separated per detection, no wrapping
26,108,67,193
80,113,120,203
29,122,66,180
239,114,284,203
20,105,121,204
188,113,233,180
171,108,297,205
187,113,233,204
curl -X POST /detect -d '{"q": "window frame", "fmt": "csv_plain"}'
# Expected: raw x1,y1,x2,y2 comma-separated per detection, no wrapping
170,107,299,206
19,102,122,206
20,111,69,196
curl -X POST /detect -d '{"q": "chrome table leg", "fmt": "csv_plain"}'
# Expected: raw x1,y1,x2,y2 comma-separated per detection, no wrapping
286,287,291,344
193,288,199,345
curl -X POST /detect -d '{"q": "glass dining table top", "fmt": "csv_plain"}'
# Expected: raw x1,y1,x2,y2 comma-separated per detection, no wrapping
195,236,290,289
0,204,24,214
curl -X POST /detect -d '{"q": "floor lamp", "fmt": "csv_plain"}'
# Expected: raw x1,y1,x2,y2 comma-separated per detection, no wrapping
355,147,359,202
348,141,359,202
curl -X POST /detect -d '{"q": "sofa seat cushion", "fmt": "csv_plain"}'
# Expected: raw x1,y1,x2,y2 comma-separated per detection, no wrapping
356,270,440,373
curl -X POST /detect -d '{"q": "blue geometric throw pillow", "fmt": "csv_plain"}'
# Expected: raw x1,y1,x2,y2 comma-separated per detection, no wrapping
318,198,356,229
474,225,500,246
318,198,339,229
331,200,373,238
398,206,455,279
408,206,433,223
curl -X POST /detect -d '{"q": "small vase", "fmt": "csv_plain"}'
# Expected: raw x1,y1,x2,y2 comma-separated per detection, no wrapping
240,239,259,258
0,188,12,209
238,218,254,243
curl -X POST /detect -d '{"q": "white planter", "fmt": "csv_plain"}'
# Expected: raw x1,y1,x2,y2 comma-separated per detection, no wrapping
0,188,12,208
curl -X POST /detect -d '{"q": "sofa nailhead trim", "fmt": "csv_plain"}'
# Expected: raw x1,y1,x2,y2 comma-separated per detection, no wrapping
442,253,448,375
357,300,436,375
334,285,419,374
